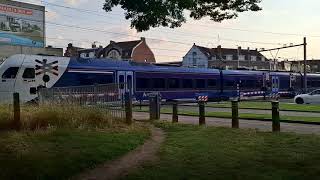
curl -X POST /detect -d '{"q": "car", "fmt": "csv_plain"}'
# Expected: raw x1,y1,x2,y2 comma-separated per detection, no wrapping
294,89,320,104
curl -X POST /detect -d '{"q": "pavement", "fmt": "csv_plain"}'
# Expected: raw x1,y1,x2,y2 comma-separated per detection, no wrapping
176,105,320,117
134,112,320,135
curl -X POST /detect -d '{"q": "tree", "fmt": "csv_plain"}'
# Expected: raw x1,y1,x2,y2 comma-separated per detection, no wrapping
103,0,262,32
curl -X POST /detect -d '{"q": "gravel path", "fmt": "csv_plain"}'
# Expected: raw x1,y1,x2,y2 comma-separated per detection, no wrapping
74,127,165,180
134,112,320,135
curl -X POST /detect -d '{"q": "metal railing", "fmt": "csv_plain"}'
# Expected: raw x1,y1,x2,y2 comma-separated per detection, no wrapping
38,83,125,119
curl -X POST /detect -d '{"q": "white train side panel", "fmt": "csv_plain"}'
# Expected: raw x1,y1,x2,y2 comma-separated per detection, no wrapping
0,54,70,103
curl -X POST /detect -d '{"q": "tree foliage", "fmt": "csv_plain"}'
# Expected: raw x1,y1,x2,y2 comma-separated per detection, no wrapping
103,0,262,32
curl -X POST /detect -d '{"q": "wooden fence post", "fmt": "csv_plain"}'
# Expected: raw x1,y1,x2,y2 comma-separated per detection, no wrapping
199,101,206,125
13,93,21,130
125,92,132,125
272,101,280,132
149,94,160,121
231,100,239,128
172,102,178,123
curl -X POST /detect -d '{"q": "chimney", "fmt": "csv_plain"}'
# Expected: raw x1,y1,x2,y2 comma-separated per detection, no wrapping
217,45,222,49
68,43,73,48
92,43,97,48
141,37,146,42
110,40,115,44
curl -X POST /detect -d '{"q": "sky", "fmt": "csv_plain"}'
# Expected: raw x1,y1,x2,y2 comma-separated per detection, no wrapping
17,0,320,62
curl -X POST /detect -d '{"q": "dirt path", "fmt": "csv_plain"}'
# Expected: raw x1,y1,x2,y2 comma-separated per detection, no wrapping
75,127,165,180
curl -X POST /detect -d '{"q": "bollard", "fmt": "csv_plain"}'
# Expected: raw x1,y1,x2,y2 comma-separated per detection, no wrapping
231,100,239,128
172,102,178,123
125,92,133,125
149,94,160,121
272,101,280,132
199,101,206,125
13,93,21,130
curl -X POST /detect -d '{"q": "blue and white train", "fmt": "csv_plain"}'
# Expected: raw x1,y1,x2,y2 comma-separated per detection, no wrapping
0,54,319,103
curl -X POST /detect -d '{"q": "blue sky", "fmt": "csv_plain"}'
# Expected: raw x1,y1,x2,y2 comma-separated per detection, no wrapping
19,0,320,62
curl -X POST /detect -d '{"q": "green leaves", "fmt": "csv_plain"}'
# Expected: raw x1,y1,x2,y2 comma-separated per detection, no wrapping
103,0,262,31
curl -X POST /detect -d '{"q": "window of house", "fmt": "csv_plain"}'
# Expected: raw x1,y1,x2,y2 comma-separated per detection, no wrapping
226,55,233,61
108,50,121,60
239,55,245,61
22,68,35,79
2,67,19,79
251,56,257,61
192,52,197,66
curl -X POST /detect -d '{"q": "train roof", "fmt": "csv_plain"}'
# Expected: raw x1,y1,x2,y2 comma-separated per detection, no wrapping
69,57,221,74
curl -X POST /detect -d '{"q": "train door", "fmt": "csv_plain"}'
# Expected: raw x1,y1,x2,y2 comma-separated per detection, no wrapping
272,76,280,93
117,71,134,99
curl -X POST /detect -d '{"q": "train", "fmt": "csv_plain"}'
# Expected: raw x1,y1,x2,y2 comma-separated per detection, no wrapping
0,54,319,104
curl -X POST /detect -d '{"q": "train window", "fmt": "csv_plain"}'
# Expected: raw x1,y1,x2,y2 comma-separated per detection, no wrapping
2,67,19,79
119,75,125,89
136,78,150,90
168,78,180,89
245,80,256,88
22,68,35,79
196,79,206,89
127,75,132,90
225,80,234,87
152,78,166,89
208,79,217,88
182,79,193,89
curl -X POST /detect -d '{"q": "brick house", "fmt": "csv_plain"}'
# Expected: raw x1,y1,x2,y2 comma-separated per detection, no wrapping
182,44,271,70
99,37,156,63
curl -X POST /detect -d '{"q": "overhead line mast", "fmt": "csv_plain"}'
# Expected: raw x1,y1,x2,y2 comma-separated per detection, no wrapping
259,37,308,93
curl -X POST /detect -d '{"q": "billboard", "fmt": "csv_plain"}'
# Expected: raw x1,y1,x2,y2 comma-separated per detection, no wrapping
0,1,45,47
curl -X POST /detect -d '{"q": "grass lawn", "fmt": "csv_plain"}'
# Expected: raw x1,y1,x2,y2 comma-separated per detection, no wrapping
0,126,150,180
0,104,151,180
206,101,320,112
134,106,320,123
125,122,320,180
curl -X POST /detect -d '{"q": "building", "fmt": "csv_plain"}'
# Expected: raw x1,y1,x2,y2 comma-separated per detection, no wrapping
100,37,156,63
0,45,63,60
278,60,320,73
182,44,270,70
0,1,63,60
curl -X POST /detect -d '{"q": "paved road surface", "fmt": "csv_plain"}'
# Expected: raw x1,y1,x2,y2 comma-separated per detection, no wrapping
134,112,320,135
167,105,320,117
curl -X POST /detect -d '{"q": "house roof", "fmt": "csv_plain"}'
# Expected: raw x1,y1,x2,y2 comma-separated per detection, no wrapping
195,45,265,59
108,40,142,58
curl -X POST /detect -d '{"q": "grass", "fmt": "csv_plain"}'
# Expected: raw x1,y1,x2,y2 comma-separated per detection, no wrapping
134,106,320,123
0,104,151,180
125,122,320,180
205,101,320,112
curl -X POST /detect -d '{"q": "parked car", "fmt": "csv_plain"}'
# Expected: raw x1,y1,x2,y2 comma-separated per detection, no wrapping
294,89,320,104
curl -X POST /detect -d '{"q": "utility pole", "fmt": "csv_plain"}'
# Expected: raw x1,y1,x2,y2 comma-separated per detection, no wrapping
303,37,307,93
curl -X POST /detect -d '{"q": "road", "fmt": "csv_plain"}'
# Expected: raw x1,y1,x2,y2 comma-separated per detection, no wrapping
134,112,320,135
164,105,320,117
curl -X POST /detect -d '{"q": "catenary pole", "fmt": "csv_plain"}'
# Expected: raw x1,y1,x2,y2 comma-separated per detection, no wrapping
304,37,307,93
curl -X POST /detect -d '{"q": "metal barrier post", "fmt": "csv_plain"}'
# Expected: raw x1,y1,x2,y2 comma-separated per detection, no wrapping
199,101,206,125
231,100,239,128
13,93,21,130
125,92,133,125
272,101,280,132
172,102,178,123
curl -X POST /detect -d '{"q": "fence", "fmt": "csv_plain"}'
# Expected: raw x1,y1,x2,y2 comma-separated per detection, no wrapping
146,95,281,132
38,84,126,120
